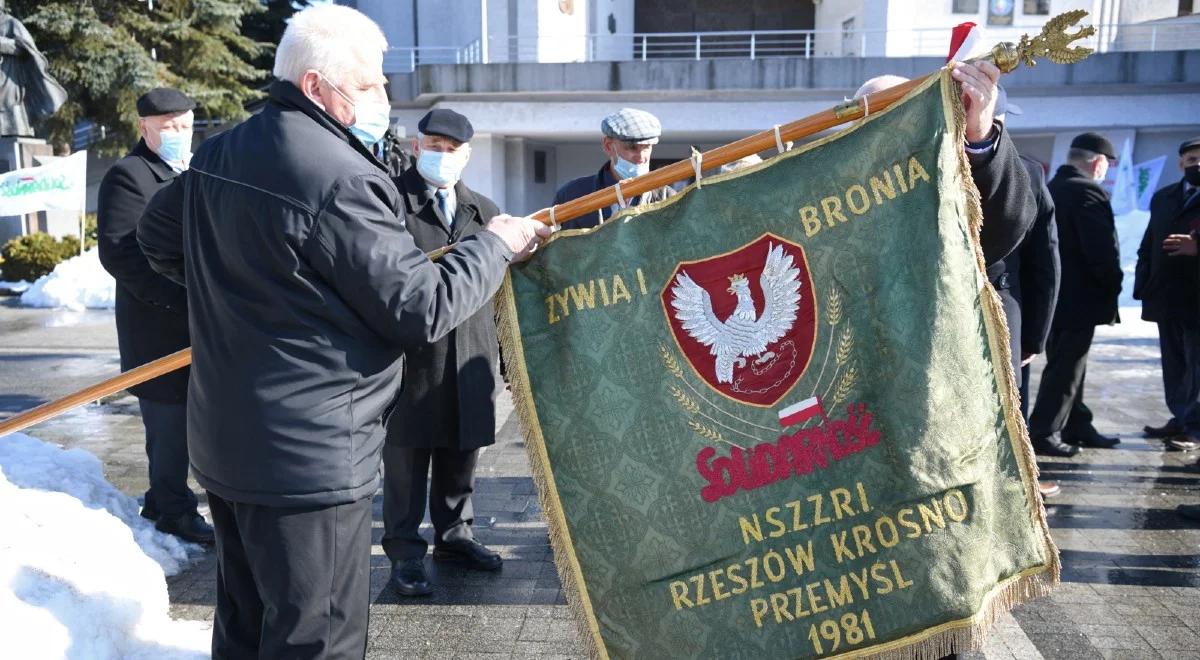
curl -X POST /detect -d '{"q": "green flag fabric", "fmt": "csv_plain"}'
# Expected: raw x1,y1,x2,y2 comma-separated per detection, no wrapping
498,71,1058,659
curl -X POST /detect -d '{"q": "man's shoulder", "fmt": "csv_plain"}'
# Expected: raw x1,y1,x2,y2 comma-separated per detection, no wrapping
101,149,150,187
459,183,499,216
555,172,600,202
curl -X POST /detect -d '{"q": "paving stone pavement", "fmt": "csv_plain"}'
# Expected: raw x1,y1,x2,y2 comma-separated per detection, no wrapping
2,300,1199,659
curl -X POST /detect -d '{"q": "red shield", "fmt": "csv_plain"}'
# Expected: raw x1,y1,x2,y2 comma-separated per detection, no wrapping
661,233,817,407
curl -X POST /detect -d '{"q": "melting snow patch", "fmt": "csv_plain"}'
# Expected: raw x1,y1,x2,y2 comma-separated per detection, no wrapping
19,249,115,311
0,433,209,659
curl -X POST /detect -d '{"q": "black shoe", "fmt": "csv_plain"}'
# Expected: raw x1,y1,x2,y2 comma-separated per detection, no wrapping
1145,421,1183,438
1166,435,1200,451
1063,430,1119,448
1031,436,1080,458
432,539,503,571
155,512,215,545
139,501,159,522
390,559,433,597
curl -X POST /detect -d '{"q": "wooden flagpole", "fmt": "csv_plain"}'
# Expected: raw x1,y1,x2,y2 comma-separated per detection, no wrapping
0,13,1094,439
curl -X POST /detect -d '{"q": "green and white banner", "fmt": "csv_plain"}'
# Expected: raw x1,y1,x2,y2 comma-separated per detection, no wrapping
499,71,1058,659
0,150,87,217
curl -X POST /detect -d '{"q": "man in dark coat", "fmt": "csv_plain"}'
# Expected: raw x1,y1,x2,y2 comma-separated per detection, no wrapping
381,109,505,597
552,107,675,229
137,6,548,656
96,87,212,544
1134,137,1200,451
1028,132,1124,455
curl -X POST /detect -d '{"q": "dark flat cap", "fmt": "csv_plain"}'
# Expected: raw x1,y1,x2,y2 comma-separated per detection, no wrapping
136,87,196,117
1070,132,1116,160
418,109,473,143
1180,137,1200,155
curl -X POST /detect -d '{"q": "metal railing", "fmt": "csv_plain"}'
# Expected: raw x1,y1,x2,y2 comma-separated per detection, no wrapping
383,21,1199,73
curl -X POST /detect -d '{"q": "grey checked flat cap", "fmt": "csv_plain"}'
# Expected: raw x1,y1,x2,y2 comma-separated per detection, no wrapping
601,108,661,144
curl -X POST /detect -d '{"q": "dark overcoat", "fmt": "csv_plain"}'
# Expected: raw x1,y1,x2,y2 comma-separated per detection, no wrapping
1134,178,1200,323
96,140,190,403
385,165,503,451
1046,164,1123,329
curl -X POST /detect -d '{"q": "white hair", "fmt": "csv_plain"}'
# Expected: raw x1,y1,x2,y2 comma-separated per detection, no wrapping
273,4,388,86
853,75,909,100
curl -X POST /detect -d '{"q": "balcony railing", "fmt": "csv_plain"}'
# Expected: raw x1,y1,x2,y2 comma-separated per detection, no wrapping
383,21,1198,73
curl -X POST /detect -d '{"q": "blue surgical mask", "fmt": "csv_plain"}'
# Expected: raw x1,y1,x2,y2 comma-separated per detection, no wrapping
157,129,192,170
417,149,469,188
612,156,648,180
320,73,391,149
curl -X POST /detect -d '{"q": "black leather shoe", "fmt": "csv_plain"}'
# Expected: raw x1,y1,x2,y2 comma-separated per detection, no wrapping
1145,421,1183,438
433,539,503,571
390,559,433,597
1064,430,1119,448
139,501,159,522
1031,436,1079,457
156,512,215,545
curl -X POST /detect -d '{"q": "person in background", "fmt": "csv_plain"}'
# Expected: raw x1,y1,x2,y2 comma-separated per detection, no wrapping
1028,132,1123,456
382,109,506,597
96,87,213,544
1135,136,1200,452
552,107,675,229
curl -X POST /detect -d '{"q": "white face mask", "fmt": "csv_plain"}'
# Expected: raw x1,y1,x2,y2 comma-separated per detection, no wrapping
317,73,391,148
416,148,469,187
612,156,649,180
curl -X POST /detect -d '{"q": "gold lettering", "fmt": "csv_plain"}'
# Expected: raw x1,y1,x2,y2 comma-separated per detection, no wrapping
669,580,693,610
871,562,894,595
891,559,914,589
786,499,807,531
546,295,560,324
636,268,648,296
830,488,855,519
875,515,900,549
820,196,848,227
908,156,931,188
770,592,793,623
848,568,870,599
597,278,610,306
893,163,909,193
709,568,731,601
689,573,710,606
857,482,871,512
800,206,822,237
569,281,596,310
830,531,856,563
727,562,749,595
784,541,816,576
750,598,769,627
806,581,828,614
739,514,764,545
944,489,970,522
869,172,897,205
918,500,946,532
808,493,830,525
897,507,922,538
610,275,632,304
845,184,871,215
824,576,853,609
765,507,787,538
553,291,570,318
851,524,877,556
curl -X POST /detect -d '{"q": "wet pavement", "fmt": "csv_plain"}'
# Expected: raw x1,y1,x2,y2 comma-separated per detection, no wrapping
1,297,1198,659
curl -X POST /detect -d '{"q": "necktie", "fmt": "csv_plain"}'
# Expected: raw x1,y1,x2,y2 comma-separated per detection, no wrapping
436,190,452,229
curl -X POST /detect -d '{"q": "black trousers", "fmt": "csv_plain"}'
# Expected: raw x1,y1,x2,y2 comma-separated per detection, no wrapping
1157,320,1200,435
1028,326,1097,440
208,492,372,660
137,399,197,517
381,445,479,562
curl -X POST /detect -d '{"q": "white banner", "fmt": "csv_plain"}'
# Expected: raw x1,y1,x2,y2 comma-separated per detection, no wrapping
1132,155,1167,212
0,150,87,216
1110,139,1138,215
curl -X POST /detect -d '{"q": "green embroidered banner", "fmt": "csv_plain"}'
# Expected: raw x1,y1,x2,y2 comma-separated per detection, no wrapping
499,71,1058,660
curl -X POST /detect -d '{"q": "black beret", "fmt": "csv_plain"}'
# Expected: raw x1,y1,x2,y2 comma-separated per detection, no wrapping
1180,137,1200,155
418,109,473,143
1070,132,1116,160
136,88,196,117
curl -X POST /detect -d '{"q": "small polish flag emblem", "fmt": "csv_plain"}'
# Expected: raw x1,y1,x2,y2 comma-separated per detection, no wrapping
778,396,826,428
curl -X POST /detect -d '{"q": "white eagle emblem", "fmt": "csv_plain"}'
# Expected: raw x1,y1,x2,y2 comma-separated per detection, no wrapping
670,243,803,383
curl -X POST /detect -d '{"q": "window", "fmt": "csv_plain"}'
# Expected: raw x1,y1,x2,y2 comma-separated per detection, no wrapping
953,0,980,13
1023,0,1050,14
533,150,547,184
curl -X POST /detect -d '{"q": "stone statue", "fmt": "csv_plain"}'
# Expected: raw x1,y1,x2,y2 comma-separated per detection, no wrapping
0,2,67,137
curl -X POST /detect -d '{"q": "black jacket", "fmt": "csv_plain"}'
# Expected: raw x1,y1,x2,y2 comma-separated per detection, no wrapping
552,161,675,230
973,124,1037,267
96,140,190,403
986,155,1060,355
1047,164,1123,328
1134,179,1200,323
386,166,503,451
138,81,514,507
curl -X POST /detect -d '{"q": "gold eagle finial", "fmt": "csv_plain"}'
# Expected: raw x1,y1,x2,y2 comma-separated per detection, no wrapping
976,10,1096,73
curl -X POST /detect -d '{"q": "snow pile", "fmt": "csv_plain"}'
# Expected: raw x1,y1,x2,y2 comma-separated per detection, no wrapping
19,248,115,311
1113,209,1150,308
0,433,209,659
0,280,30,294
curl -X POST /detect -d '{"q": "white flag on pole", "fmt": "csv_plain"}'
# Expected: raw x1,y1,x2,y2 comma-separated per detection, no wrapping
1110,139,1138,215
1132,155,1167,211
0,150,87,217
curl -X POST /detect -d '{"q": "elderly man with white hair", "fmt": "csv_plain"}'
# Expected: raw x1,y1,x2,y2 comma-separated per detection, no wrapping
138,5,548,657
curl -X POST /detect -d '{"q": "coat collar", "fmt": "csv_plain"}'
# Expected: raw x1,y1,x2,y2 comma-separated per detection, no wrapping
267,79,388,174
132,139,178,183
398,165,483,235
